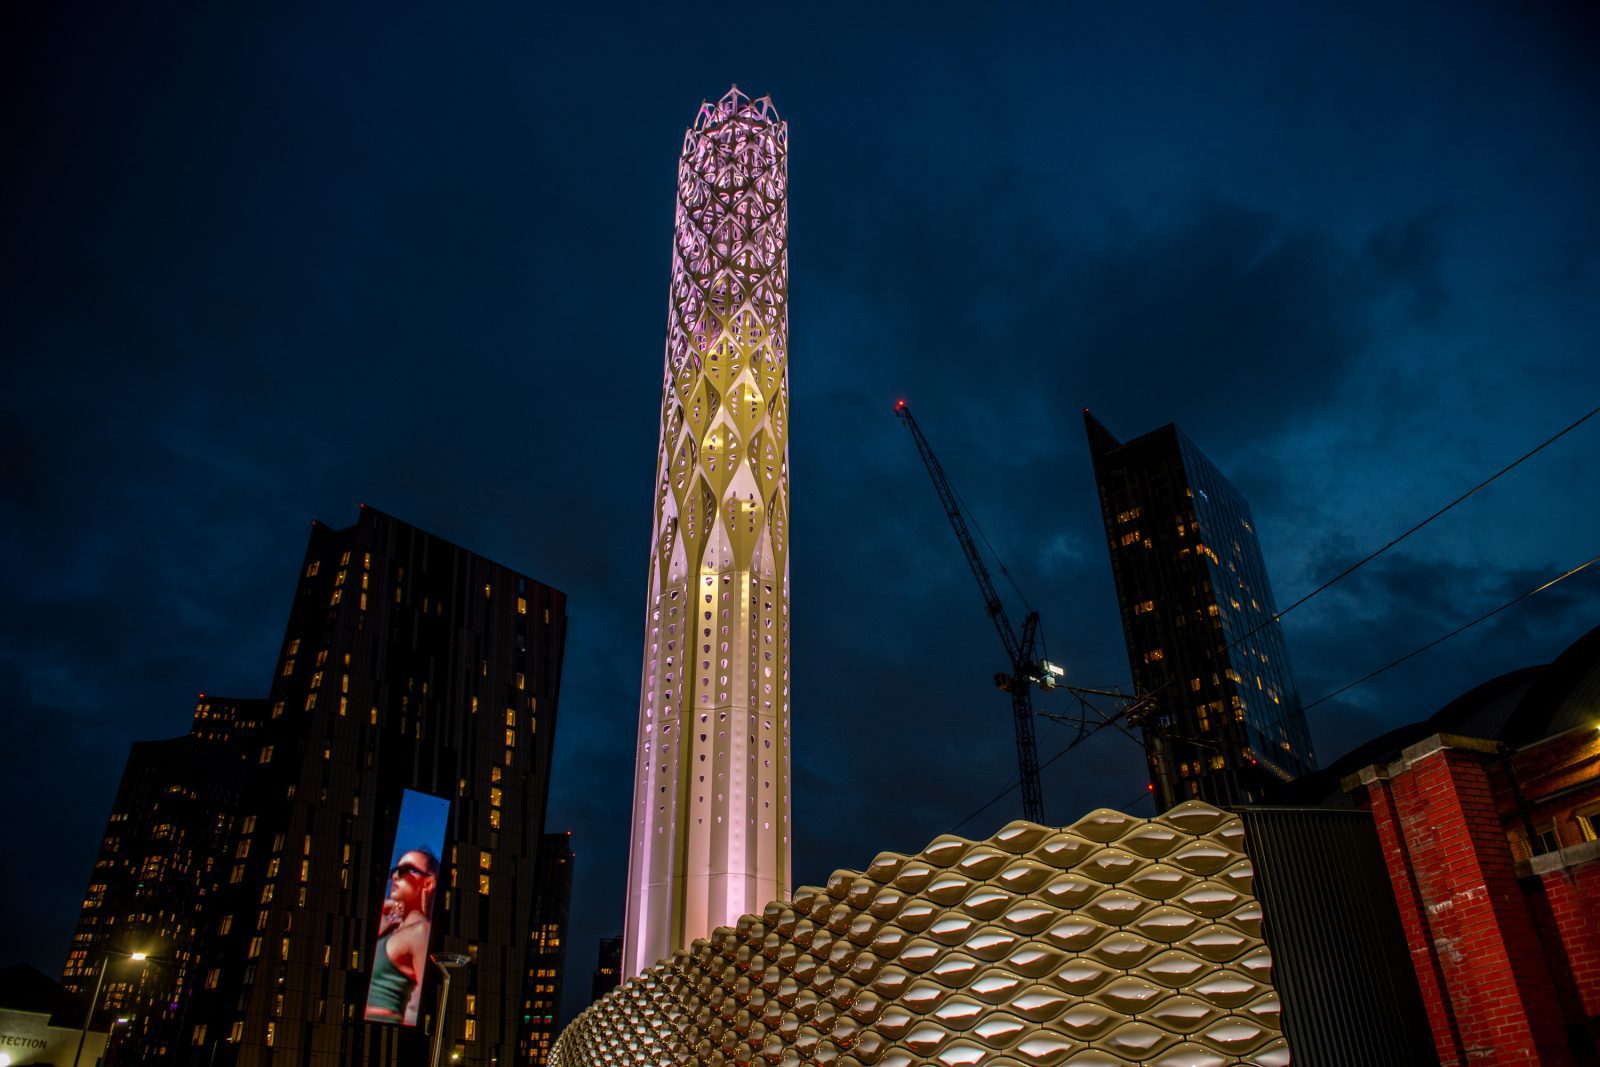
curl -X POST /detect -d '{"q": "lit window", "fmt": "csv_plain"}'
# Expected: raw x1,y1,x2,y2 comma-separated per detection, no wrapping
478,874,490,895
259,746,274,764
517,597,527,615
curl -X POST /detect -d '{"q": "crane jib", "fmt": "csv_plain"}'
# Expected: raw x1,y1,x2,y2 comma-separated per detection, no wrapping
897,402,1047,823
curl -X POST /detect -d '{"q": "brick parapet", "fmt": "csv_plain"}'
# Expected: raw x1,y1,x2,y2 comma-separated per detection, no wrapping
1358,770,1466,1064
1538,855,1600,1022
1351,734,1576,1066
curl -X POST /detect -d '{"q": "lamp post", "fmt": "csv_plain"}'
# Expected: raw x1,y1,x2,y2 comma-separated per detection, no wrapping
73,951,148,1067
427,953,472,1067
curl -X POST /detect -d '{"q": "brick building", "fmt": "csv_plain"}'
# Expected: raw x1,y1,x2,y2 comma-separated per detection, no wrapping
1301,623,1600,1064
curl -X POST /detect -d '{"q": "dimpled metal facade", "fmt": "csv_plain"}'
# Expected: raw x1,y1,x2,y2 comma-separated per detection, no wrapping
557,803,1289,1066
623,87,792,978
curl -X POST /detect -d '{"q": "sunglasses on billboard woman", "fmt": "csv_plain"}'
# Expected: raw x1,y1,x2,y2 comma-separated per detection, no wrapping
391,862,430,881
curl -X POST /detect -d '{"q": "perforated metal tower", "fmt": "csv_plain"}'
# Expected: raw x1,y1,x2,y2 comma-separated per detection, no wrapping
622,87,791,978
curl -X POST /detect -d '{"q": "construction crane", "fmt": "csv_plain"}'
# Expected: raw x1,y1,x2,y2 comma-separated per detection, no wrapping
895,399,1056,823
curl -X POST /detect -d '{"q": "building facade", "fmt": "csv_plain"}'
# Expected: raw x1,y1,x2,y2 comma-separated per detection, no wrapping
0,963,109,1067
1086,413,1316,808
519,832,574,1066
1337,623,1600,1064
588,937,622,1007
61,696,264,1062
70,507,567,1065
623,87,792,977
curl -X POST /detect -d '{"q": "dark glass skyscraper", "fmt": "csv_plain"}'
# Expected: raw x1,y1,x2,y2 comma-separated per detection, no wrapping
1086,413,1316,808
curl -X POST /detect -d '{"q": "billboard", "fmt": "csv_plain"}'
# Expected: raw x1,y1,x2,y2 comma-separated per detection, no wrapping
364,788,450,1026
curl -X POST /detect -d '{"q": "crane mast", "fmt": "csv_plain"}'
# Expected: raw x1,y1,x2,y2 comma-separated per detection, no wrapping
895,400,1046,823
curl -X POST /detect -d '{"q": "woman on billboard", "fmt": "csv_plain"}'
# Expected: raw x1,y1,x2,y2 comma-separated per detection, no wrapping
364,848,439,1025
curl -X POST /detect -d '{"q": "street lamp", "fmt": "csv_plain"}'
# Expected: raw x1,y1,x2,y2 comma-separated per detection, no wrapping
428,953,472,1067
72,950,151,1067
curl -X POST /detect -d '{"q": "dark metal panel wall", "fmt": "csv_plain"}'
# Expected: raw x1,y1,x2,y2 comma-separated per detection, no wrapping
1238,806,1438,1066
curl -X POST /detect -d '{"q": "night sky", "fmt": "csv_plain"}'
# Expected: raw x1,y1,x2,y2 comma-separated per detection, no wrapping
5,2,1598,1028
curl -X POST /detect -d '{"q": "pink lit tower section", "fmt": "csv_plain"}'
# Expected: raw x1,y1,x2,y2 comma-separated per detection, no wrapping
623,88,791,977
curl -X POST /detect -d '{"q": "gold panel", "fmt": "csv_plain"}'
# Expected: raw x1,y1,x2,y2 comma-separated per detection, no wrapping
554,802,1287,1066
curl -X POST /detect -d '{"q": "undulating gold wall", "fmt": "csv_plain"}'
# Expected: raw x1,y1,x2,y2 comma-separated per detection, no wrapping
558,802,1287,1066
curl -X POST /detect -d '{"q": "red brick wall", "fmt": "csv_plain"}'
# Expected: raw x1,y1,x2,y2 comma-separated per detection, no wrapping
1541,859,1600,1021
1355,741,1575,1066
1362,766,1467,1064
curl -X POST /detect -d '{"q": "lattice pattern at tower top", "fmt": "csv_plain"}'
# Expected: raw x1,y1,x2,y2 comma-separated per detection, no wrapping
623,87,792,978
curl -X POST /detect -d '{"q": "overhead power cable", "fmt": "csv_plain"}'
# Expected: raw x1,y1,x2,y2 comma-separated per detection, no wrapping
1092,399,1600,738
1239,401,1599,647
941,402,1599,836
1302,552,1600,712
948,550,1599,834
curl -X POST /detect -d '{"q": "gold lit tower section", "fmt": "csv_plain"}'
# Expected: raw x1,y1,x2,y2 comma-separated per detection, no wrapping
623,87,791,977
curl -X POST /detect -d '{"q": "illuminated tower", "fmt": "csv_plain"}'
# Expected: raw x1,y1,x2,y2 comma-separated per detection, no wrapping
623,87,791,977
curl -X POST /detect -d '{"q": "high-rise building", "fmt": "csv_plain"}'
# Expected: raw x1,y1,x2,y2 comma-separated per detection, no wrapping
1085,413,1315,808
519,832,573,1066
62,696,263,1062
85,506,573,1066
622,87,792,977
589,937,622,1006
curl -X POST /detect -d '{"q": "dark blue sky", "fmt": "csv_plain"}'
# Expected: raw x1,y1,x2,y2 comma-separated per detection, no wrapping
4,1,1597,1027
